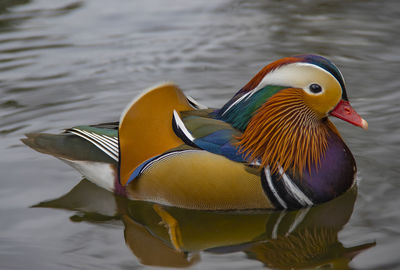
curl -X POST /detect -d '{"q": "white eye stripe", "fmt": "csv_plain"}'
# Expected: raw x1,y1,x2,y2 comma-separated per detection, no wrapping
291,63,343,86
221,61,343,116
252,62,342,93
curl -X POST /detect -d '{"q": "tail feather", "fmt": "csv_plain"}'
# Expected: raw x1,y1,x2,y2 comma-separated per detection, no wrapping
22,133,116,163
22,133,118,192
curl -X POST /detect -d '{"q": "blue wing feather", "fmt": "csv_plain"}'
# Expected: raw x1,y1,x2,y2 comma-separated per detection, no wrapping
193,129,246,162
176,110,247,163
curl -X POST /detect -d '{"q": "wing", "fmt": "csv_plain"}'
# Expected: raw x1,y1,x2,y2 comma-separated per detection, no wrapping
172,109,247,162
118,82,199,186
66,123,119,161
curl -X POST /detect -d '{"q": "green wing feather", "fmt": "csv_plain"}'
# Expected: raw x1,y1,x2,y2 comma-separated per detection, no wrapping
179,110,246,162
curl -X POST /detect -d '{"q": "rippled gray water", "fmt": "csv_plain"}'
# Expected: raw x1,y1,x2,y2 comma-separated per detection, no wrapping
1,1,400,269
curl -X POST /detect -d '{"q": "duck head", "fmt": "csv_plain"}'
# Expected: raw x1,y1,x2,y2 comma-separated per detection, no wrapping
218,54,367,174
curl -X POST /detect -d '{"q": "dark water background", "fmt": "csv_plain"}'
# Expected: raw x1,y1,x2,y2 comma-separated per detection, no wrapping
1,0,400,269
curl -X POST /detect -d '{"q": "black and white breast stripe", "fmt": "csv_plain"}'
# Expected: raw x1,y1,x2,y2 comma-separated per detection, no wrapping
66,128,119,161
261,166,314,209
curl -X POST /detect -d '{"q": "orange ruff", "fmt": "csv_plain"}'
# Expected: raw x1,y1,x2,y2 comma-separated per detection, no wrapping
237,88,338,176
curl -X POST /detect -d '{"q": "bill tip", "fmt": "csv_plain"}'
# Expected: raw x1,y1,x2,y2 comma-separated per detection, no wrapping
361,118,368,130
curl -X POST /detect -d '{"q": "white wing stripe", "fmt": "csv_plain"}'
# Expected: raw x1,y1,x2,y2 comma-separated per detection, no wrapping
68,129,118,161
77,130,118,154
186,95,208,109
76,130,118,159
221,91,252,116
173,110,195,141
105,136,118,143
100,135,119,145
79,130,119,156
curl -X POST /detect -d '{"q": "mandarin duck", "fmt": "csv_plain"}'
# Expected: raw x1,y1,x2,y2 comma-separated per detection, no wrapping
23,54,368,210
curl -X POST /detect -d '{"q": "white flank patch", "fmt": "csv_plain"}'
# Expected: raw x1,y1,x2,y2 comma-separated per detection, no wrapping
60,158,115,192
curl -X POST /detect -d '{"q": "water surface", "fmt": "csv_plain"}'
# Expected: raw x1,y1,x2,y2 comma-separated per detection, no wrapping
1,0,400,269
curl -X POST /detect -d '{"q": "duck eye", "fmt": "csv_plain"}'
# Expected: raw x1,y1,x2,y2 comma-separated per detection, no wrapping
309,83,322,94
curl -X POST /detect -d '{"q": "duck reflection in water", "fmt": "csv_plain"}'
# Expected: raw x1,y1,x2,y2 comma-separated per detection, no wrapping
35,180,374,269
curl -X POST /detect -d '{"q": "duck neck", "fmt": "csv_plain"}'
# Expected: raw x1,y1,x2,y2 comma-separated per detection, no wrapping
237,88,338,175
218,85,286,131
